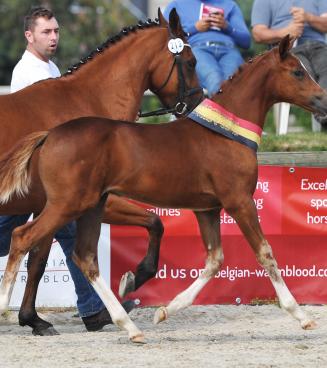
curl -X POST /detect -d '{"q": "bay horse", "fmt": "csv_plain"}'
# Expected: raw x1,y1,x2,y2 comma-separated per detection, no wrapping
1,35,326,343
0,8,201,336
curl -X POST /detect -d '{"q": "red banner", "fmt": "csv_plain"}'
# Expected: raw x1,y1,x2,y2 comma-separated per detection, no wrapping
111,166,327,305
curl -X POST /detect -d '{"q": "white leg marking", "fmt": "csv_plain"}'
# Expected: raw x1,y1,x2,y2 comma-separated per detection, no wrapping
0,254,25,313
154,247,223,324
258,241,316,330
91,275,145,342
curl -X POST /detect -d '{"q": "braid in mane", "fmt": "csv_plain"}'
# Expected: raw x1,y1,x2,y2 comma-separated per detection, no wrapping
63,18,160,76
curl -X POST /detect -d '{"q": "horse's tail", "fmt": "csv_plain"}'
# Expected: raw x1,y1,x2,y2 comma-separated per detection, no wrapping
0,131,49,204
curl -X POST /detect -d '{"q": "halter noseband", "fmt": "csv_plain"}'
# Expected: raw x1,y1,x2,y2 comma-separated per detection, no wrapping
139,30,203,118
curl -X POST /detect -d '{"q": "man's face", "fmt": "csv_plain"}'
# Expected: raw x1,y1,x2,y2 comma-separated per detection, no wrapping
25,16,59,61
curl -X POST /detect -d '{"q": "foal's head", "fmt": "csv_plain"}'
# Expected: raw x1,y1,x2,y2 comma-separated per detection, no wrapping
148,9,202,116
268,35,327,115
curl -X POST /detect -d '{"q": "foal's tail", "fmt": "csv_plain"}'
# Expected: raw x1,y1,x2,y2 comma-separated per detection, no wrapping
0,131,49,204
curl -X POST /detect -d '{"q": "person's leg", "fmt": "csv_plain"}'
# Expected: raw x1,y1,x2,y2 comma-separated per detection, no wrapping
292,45,316,78
309,44,327,132
55,222,135,331
55,222,104,316
217,47,244,82
192,45,224,97
0,215,31,257
293,43,327,132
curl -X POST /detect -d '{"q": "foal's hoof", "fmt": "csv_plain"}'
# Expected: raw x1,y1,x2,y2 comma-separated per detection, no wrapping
153,306,168,324
130,332,146,344
301,319,317,330
32,326,60,336
119,271,135,298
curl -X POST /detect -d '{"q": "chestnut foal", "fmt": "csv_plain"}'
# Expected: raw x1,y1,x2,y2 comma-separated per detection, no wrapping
1,36,326,342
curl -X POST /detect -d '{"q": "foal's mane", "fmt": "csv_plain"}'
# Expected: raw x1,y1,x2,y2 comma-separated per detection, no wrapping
218,48,273,92
63,18,160,76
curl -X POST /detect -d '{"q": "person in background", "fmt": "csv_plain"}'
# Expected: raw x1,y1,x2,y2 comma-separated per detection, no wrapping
3,6,134,333
164,0,251,97
251,0,327,132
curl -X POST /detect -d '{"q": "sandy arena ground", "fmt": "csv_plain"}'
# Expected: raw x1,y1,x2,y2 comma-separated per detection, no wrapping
0,304,327,368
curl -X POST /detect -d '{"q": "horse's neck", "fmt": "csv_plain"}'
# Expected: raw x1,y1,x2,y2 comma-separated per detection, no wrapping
213,65,275,129
61,43,150,121
33,31,159,123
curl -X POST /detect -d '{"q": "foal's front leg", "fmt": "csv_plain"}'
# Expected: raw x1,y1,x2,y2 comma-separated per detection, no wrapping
102,195,164,298
73,196,145,343
154,209,223,324
229,197,316,330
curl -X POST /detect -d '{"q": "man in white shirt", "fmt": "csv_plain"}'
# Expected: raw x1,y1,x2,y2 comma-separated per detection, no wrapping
1,7,134,334
11,8,60,92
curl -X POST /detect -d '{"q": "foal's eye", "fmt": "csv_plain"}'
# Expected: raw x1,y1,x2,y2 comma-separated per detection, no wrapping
292,70,305,79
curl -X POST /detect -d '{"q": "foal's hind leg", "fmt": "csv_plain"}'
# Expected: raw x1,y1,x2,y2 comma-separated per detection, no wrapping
72,195,145,343
154,209,223,324
102,196,164,298
19,237,59,336
229,198,316,330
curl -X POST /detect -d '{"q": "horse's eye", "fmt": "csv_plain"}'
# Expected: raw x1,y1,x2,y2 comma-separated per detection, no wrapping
292,70,305,79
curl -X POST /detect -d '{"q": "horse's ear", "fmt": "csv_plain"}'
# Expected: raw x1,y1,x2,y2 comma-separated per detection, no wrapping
158,8,168,27
279,34,291,61
168,8,184,38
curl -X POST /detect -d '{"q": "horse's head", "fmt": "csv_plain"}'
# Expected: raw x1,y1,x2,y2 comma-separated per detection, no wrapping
148,8,203,116
272,35,327,115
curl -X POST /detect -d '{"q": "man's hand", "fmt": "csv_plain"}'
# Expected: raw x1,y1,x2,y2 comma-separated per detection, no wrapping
195,18,212,32
208,12,227,30
291,7,307,23
286,19,304,38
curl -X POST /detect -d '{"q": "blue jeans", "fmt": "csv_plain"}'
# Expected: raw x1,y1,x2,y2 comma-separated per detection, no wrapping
0,215,105,317
192,43,244,97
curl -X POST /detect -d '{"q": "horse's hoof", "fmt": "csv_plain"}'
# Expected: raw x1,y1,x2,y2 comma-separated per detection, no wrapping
119,271,135,298
32,326,60,336
301,320,317,330
153,306,168,324
130,333,146,344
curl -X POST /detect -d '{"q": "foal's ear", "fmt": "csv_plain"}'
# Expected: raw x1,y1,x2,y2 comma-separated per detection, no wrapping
168,8,184,38
158,8,168,27
279,34,292,61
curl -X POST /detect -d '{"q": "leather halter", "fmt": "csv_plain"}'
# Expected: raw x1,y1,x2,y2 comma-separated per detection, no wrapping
139,28,203,118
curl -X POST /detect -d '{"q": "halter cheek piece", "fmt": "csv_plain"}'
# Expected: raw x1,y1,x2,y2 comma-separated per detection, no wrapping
139,34,203,118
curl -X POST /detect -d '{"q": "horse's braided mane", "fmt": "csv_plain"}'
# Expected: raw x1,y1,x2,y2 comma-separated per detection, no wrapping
63,18,160,76
218,49,271,93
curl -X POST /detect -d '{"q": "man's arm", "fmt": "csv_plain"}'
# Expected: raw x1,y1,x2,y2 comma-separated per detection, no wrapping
291,7,327,34
251,0,303,45
252,21,304,45
221,4,251,49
